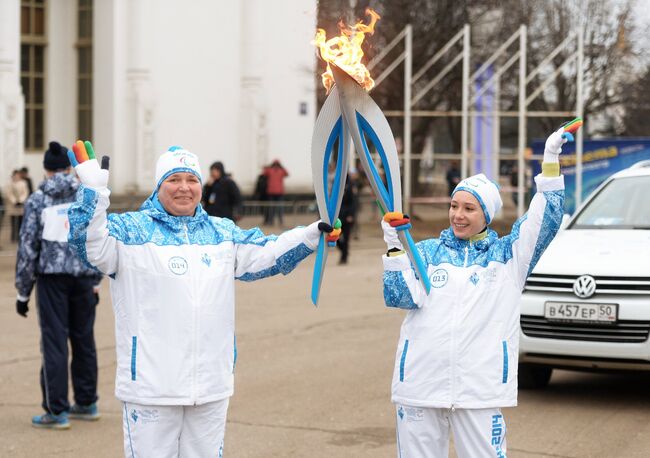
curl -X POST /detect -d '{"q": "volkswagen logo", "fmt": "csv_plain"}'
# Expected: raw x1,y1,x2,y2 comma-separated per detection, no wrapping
573,275,596,299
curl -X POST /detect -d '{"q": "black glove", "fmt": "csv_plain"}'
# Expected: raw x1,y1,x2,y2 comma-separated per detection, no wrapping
94,292,100,306
317,222,334,233
16,300,29,317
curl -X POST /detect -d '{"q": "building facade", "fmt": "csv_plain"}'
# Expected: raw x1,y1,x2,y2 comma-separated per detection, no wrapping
0,0,317,194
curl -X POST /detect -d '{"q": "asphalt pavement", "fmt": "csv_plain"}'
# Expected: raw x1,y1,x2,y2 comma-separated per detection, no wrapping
1,212,649,457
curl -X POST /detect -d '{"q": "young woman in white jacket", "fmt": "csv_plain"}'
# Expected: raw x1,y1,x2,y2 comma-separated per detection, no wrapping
381,126,571,457
66,142,338,458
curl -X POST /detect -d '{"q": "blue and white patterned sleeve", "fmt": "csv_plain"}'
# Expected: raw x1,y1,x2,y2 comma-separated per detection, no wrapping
233,224,318,282
382,246,428,309
68,185,121,276
502,174,565,289
15,194,43,298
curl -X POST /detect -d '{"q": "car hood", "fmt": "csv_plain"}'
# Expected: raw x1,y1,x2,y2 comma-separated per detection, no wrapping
532,229,650,277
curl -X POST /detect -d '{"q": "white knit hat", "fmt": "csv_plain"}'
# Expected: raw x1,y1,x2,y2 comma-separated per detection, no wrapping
452,173,502,224
154,146,203,189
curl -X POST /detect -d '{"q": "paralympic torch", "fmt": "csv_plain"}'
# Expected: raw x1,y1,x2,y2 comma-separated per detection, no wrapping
309,9,431,305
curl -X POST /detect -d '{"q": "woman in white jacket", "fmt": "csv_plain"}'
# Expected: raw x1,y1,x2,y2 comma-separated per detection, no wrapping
381,127,571,457
66,142,337,458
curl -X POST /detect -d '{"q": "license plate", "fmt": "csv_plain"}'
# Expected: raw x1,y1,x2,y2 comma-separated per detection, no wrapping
544,302,618,323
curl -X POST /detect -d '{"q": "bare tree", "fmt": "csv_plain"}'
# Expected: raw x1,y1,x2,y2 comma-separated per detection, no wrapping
316,0,497,194
620,65,650,136
493,0,637,139
315,0,640,194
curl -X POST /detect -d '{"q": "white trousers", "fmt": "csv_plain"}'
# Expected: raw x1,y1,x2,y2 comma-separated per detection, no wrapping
395,405,507,458
122,398,229,458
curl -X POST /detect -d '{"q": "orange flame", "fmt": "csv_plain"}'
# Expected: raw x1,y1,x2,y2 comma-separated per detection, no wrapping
312,8,381,93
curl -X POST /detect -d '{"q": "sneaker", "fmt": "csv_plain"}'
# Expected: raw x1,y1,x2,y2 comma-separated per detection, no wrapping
69,403,101,421
31,412,70,430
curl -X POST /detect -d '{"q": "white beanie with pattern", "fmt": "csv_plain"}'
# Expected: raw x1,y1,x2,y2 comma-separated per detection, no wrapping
452,173,503,224
154,146,203,189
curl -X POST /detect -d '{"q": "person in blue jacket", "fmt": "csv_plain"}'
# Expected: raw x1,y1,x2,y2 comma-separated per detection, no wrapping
381,126,570,457
66,141,337,458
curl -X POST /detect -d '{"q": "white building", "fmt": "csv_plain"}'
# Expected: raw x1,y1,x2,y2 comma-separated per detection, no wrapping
0,0,318,194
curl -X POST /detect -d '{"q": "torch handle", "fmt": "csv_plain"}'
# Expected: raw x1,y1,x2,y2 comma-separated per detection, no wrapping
397,229,431,295
310,233,329,306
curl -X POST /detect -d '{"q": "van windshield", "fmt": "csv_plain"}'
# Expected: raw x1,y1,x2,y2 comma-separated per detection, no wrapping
571,176,650,229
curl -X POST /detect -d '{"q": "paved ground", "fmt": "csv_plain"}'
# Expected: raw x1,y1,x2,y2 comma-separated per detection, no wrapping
1,211,650,457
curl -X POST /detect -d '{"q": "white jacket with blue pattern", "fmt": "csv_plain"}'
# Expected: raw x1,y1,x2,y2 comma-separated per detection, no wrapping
383,174,564,409
68,186,318,406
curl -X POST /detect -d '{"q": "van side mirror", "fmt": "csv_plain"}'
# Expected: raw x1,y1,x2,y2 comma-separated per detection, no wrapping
560,214,571,230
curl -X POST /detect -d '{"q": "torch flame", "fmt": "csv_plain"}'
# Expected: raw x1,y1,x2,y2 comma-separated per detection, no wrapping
312,8,381,93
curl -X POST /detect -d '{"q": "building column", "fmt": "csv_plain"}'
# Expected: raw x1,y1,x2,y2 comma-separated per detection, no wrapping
239,0,269,189
127,0,155,193
0,0,24,186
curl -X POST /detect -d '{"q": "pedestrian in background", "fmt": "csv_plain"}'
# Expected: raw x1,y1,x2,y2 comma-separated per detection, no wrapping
337,175,357,265
6,169,29,242
446,160,461,196
253,170,269,221
15,141,103,430
263,159,288,226
202,161,242,221
20,166,34,195
350,162,365,240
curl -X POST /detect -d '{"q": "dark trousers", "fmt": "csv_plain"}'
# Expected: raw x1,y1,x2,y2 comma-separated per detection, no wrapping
265,195,284,225
11,215,23,242
336,219,354,263
36,274,98,415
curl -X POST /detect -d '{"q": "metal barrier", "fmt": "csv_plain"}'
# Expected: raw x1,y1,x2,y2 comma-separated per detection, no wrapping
240,200,317,217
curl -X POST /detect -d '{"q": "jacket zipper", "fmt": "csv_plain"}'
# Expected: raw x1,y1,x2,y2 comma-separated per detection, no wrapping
183,223,190,244
185,222,199,405
451,245,470,408
449,246,470,407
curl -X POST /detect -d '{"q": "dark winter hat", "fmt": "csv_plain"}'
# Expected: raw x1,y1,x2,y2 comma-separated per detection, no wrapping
210,161,225,174
43,141,70,171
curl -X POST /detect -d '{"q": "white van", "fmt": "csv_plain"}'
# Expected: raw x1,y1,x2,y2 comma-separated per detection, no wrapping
519,160,650,388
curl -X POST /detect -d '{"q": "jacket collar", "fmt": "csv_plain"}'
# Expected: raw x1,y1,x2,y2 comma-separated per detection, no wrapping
440,227,497,252
139,192,209,229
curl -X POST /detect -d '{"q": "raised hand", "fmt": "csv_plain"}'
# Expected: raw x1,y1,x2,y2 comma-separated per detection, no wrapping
544,117,583,163
560,117,583,143
67,140,110,189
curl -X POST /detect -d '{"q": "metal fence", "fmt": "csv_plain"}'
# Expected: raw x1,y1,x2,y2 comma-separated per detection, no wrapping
239,200,317,217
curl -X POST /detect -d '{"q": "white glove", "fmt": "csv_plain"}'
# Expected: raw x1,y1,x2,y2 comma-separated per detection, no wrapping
68,141,109,190
543,127,568,163
75,160,109,189
382,219,403,251
305,221,323,243
305,220,341,246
